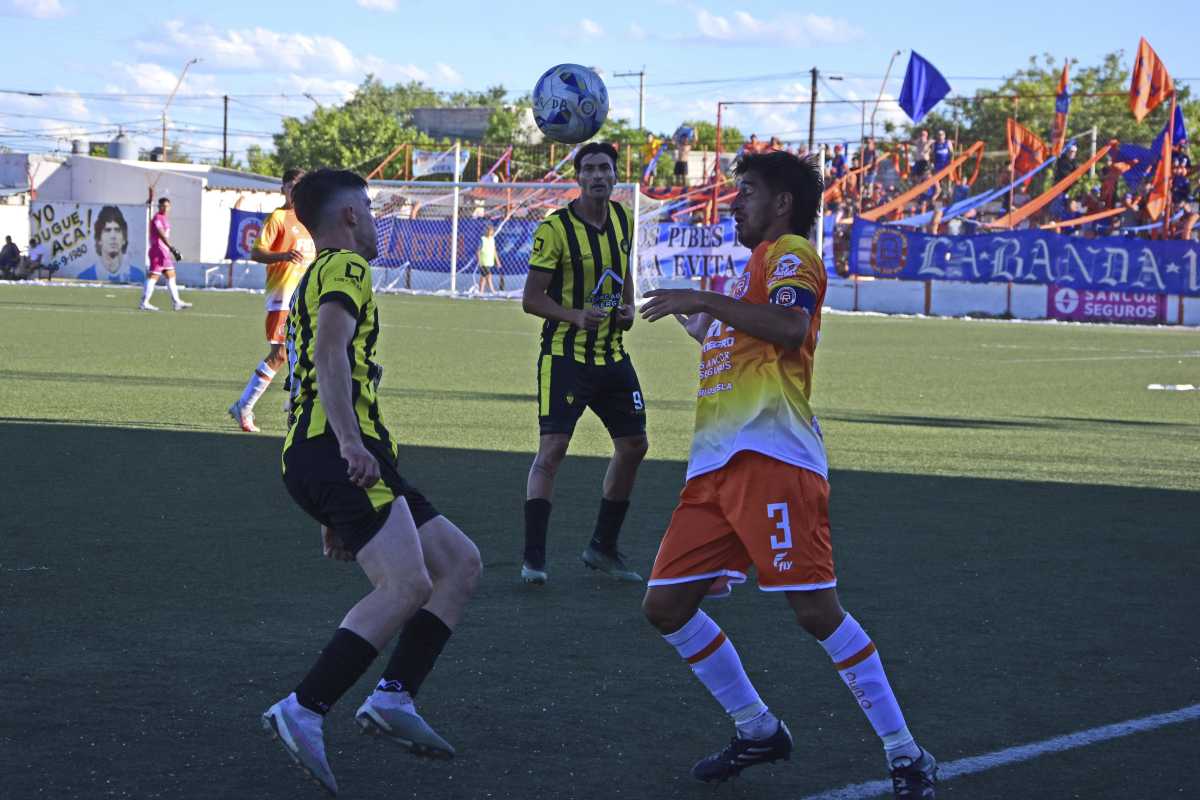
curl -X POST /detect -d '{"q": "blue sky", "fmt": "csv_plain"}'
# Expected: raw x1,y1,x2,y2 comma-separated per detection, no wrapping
0,0,1194,163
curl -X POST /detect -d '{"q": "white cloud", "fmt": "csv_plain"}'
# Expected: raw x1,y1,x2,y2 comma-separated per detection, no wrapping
6,0,65,18
693,9,861,46
132,21,460,88
356,0,397,9
579,18,604,37
114,61,217,95
434,63,462,84
629,22,647,40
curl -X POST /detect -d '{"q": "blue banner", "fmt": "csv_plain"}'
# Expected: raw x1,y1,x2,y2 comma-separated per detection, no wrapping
372,218,541,272
225,208,268,261
849,218,1200,296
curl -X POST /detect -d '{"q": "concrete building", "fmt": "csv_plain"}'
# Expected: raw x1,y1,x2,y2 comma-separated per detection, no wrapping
0,152,283,287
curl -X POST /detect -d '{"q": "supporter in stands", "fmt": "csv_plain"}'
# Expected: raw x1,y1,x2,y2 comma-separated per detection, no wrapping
932,130,952,174
768,136,783,152
861,137,878,178
830,145,846,178
1054,143,1078,183
0,235,19,278
673,125,696,187
910,129,932,179
744,134,764,155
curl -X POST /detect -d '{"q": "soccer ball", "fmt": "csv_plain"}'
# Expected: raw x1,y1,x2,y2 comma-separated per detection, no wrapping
532,64,608,144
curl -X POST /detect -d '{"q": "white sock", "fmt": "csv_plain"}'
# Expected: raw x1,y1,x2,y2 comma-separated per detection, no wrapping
167,275,183,303
663,610,774,738
239,362,276,411
141,279,155,305
819,613,920,763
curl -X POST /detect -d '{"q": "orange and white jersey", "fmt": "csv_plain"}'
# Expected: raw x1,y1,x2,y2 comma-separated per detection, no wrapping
688,234,827,481
255,208,316,311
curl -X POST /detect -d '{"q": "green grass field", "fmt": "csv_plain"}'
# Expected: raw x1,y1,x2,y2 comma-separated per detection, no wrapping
2,283,1198,799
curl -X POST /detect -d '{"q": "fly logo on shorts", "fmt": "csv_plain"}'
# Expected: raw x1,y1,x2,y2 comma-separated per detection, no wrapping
772,552,794,572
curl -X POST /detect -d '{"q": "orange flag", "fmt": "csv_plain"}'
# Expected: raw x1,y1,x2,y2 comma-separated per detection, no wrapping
1145,97,1176,221
1129,37,1173,123
1007,118,1047,182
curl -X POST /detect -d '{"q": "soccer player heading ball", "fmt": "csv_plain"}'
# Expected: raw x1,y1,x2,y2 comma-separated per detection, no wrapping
520,142,648,585
261,169,482,795
638,151,938,797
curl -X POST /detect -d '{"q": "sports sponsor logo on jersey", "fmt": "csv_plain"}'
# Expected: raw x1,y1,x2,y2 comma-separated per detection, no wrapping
770,253,802,279
772,552,793,571
730,273,751,299
590,267,624,309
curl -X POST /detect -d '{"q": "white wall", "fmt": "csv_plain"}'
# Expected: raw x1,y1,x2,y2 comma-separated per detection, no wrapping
0,201,30,249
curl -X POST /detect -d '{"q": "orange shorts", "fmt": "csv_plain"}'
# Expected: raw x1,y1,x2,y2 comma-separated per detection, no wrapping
266,310,288,345
649,450,835,596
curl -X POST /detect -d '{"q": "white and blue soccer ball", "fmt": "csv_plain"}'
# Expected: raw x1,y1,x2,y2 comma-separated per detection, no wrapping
532,64,609,144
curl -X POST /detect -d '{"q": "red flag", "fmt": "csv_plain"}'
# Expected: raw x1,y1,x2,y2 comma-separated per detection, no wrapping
1050,63,1070,156
1129,38,1173,123
1007,118,1047,184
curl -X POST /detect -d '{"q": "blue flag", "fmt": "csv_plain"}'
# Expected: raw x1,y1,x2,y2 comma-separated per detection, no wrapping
898,51,951,124
225,208,268,261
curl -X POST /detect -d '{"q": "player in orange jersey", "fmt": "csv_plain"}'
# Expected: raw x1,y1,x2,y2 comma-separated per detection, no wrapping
229,168,316,432
638,150,937,797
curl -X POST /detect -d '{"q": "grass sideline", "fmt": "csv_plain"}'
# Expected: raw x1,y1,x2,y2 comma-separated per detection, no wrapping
2,284,1198,799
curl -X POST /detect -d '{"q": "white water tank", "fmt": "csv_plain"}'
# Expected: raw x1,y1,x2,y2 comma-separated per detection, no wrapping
109,133,137,161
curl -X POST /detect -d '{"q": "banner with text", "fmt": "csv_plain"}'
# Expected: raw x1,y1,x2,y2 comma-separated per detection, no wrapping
373,218,539,272
849,218,1200,297
637,218,749,278
412,147,472,178
30,202,148,283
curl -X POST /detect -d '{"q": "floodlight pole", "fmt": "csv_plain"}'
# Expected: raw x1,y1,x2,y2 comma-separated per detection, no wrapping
161,57,200,162
870,50,902,139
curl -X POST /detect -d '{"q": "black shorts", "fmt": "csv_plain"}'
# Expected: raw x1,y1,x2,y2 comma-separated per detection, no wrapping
674,160,688,176
537,353,646,438
282,434,440,555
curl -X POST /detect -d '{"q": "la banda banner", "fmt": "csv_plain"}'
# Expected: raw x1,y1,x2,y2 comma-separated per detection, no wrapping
29,201,149,283
849,218,1200,297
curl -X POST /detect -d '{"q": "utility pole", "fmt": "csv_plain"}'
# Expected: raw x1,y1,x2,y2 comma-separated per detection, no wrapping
222,94,229,168
615,68,646,130
808,67,818,152
161,57,200,162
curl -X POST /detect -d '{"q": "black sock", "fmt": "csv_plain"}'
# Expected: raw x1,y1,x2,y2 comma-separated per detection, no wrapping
380,609,453,698
294,627,379,715
590,497,630,553
524,498,551,567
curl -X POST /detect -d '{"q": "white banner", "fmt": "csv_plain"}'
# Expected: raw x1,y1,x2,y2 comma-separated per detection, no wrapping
29,202,149,283
412,147,471,178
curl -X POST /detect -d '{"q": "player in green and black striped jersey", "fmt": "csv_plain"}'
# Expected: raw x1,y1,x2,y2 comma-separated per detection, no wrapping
519,142,649,586
262,169,482,794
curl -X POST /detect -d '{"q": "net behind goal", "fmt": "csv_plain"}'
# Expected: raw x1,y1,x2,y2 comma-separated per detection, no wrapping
369,180,663,298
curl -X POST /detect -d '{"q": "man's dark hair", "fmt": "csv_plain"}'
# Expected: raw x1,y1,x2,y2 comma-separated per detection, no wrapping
573,142,618,173
291,168,368,234
94,206,129,253
158,197,170,207
281,167,305,184
735,151,823,236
